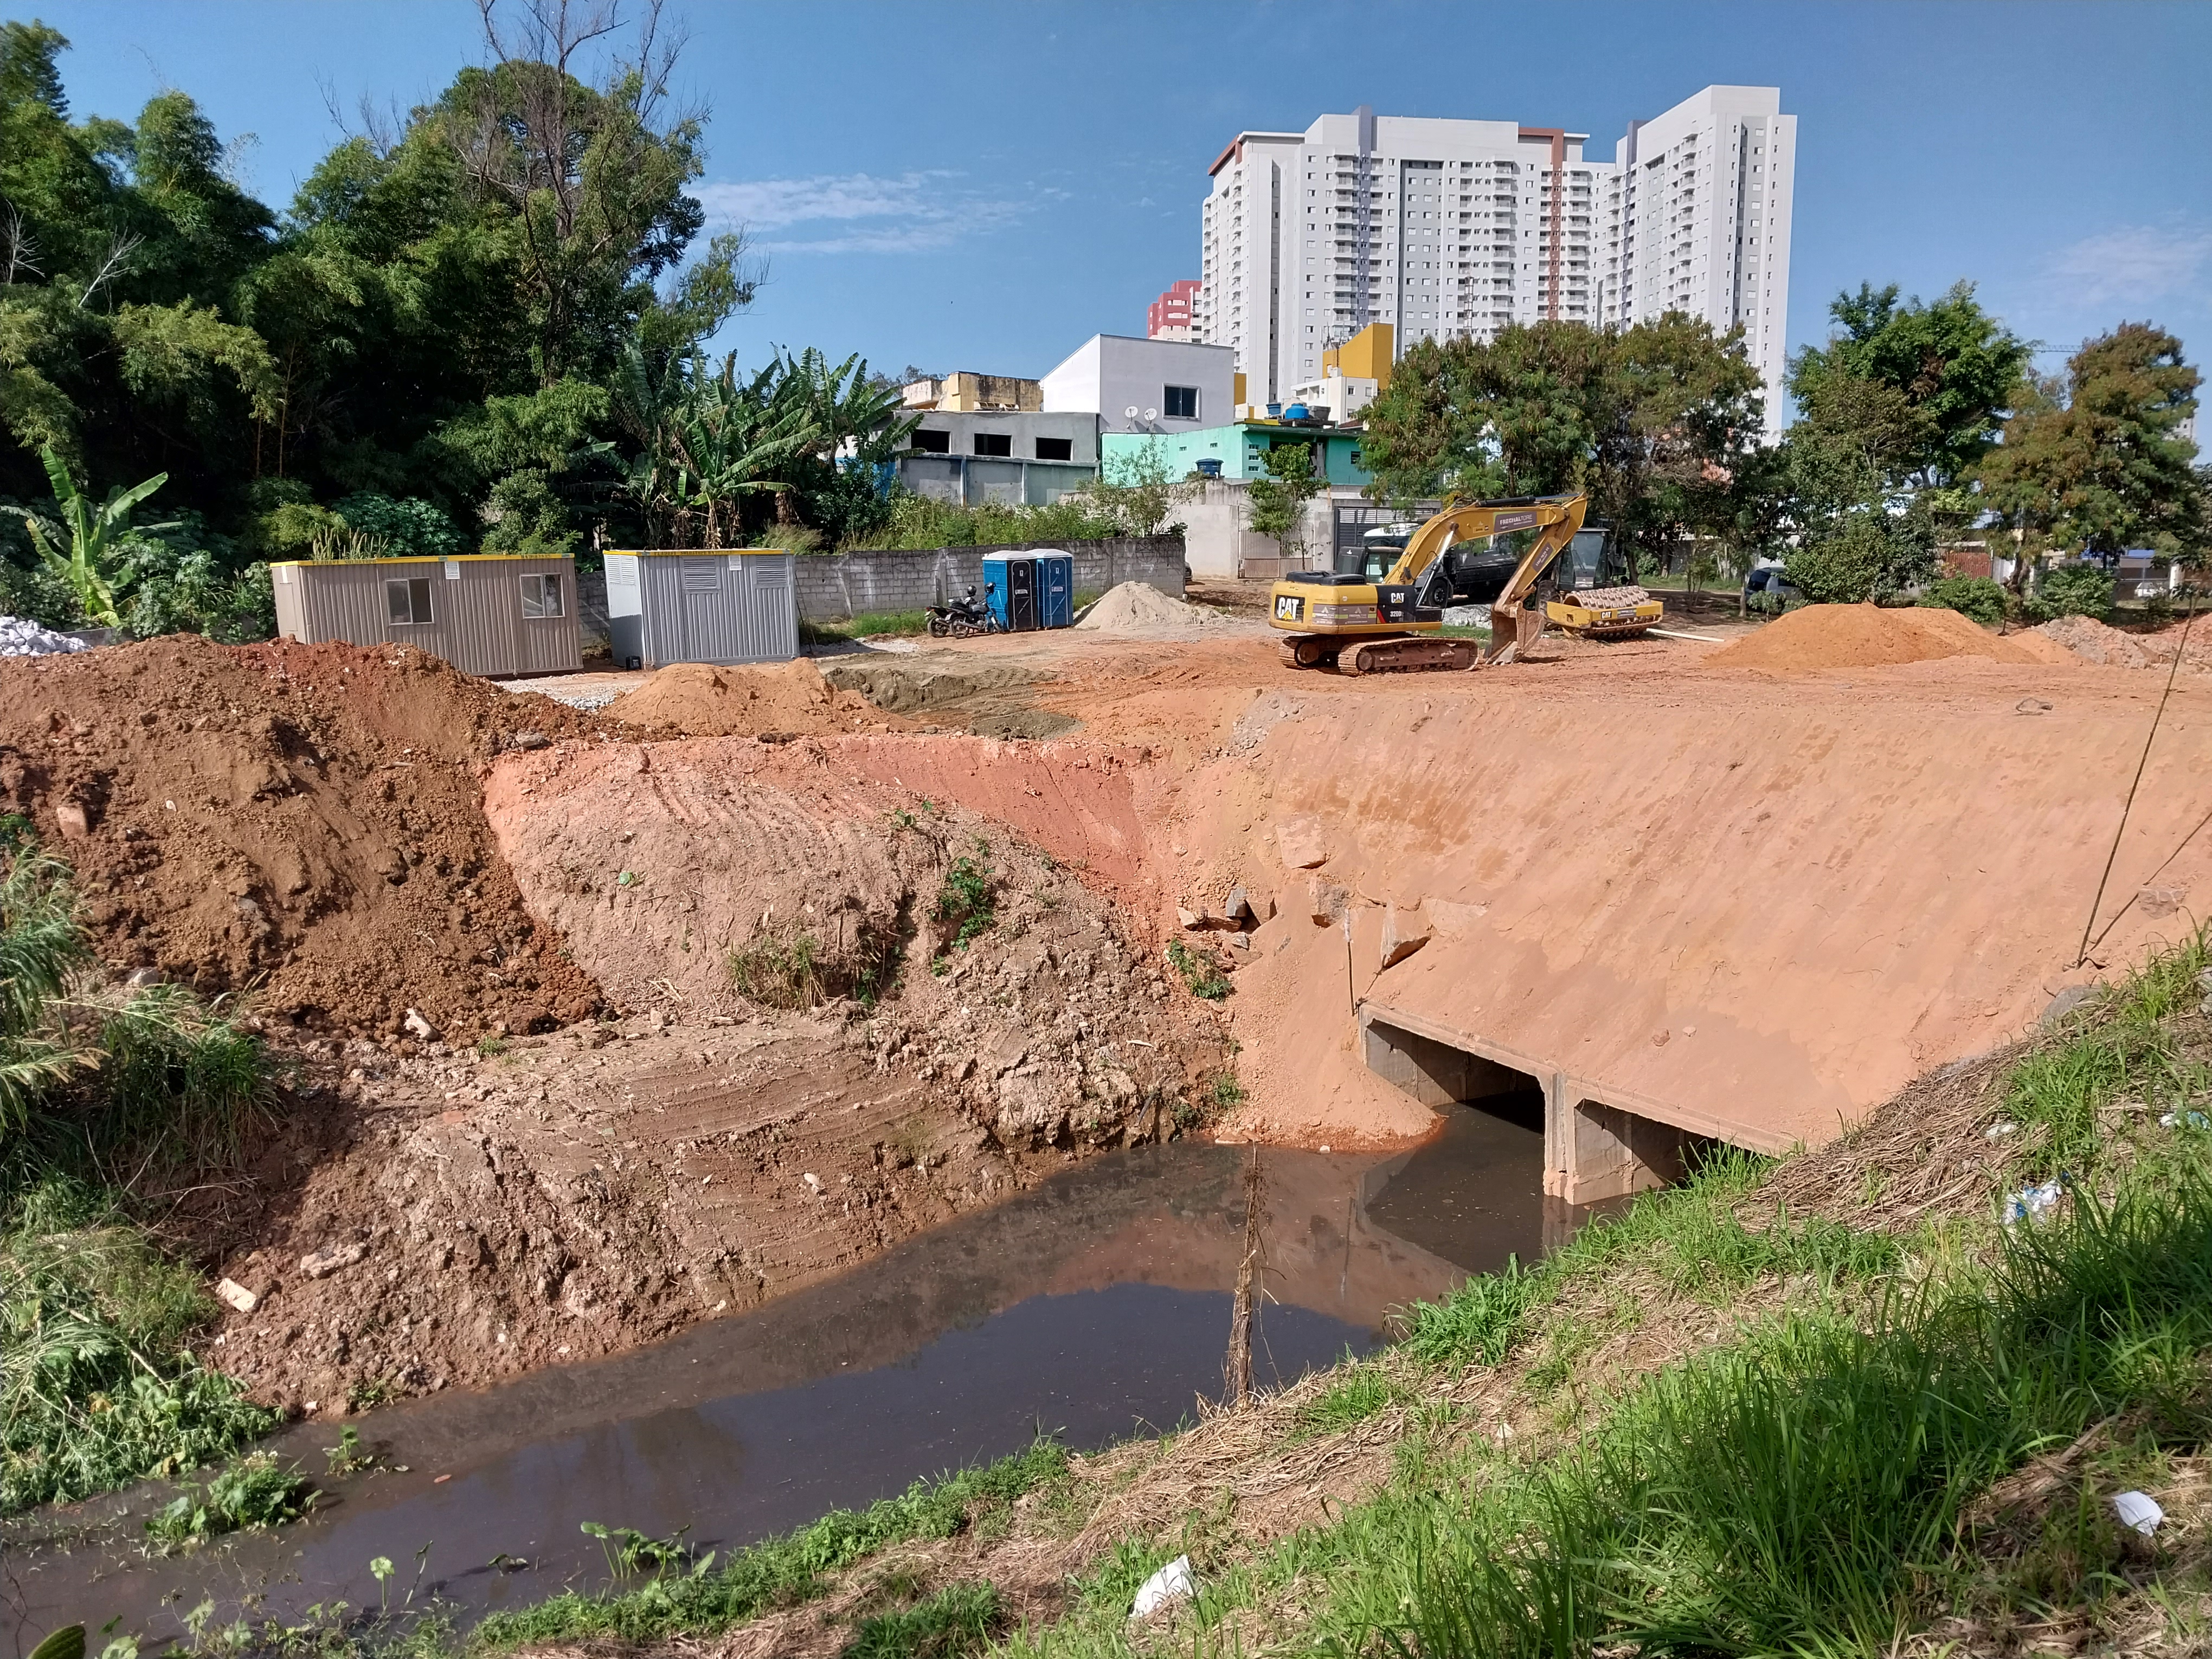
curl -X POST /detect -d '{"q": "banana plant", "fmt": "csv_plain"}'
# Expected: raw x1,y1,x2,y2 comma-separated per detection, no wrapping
0,446,175,628
665,355,822,549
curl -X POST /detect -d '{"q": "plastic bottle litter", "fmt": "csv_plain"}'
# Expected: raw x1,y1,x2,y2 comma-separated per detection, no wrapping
2003,1180,2066,1226
2158,1109,2210,1131
2113,1490,2164,1536
1130,1554,1197,1619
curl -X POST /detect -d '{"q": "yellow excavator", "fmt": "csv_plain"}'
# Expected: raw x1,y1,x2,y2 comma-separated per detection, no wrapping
1268,492,1662,673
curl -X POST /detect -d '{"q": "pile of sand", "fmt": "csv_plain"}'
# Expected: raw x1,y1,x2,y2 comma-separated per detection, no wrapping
605,660,905,737
2038,614,2154,668
0,635,606,1038
1705,604,2073,672
1076,581,1231,634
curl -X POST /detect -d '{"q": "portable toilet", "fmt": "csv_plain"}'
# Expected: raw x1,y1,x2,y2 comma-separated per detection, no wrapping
980,550,1073,632
603,550,799,668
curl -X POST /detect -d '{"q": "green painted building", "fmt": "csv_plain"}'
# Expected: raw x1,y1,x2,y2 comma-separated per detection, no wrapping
1101,422,1373,488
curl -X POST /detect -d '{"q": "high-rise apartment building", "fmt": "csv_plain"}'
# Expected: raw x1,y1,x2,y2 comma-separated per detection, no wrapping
1197,86,1795,434
1147,279,1203,342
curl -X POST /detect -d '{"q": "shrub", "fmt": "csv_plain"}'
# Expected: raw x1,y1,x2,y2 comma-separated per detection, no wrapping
332,493,464,561
145,1451,315,1546
1166,940,1232,1001
1787,512,1935,604
1918,575,2007,627
2041,563,2113,618
933,843,996,953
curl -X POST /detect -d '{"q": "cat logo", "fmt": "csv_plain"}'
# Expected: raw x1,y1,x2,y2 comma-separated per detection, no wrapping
1274,594,1304,622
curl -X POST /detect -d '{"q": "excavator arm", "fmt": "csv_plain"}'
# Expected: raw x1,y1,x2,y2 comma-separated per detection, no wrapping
1382,494,1586,658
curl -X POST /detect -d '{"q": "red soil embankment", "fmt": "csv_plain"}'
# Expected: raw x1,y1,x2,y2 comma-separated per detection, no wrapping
0,636,605,1037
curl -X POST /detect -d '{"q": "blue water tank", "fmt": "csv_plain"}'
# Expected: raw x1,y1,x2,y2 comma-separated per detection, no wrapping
1283,402,1311,422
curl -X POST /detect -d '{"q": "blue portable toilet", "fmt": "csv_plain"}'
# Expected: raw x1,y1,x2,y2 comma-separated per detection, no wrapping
981,551,1073,631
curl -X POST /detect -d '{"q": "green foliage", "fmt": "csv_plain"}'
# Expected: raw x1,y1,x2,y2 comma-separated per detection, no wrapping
333,493,462,560
1076,435,1198,538
729,929,825,1010
839,490,1126,554
843,1581,1002,1659
0,447,172,627
145,1451,314,1546
471,1439,1064,1645
1786,509,1936,603
1789,280,2031,487
2,1178,279,1513
1366,1169,2212,1659
2003,929,2210,1178
1919,574,2008,627
933,842,996,953
1166,940,1232,1001
581,1519,696,1577
1296,1365,1402,1437
2041,562,2115,619
1246,439,1321,561
1978,324,2204,560
798,609,930,645
1358,317,1765,576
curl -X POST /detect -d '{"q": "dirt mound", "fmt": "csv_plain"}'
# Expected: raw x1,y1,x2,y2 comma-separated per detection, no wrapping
1704,603,2068,671
604,660,908,737
0,635,609,1038
1077,581,1230,634
2040,613,2210,673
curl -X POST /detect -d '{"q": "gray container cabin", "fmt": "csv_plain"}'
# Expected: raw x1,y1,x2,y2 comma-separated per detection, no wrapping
270,554,581,679
604,550,799,668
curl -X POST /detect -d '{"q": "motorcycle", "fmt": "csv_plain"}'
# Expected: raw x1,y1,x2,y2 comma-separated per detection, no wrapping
925,584,1004,638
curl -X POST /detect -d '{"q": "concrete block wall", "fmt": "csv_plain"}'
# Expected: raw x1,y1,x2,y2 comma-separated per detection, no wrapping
790,536,1185,621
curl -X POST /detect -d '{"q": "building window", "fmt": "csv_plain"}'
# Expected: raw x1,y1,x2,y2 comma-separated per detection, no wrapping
384,577,433,627
520,572,564,619
1163,384,1200,420
1034,436,1074,461
973,432,1013,457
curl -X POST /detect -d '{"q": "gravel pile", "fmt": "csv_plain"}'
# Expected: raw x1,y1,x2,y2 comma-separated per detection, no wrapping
0,615,89,657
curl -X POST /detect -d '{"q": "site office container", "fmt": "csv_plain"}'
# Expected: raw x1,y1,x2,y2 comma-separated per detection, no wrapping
980,551,1073,631
270,553,581,678
604,550,799,668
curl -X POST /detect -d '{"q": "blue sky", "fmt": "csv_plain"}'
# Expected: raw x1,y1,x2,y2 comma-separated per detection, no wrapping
18,0,2212,392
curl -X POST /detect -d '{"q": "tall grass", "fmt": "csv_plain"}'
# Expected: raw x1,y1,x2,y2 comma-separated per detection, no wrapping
1365,1165,2212,1658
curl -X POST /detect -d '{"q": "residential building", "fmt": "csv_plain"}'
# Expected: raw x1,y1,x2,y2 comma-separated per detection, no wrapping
1147,280,1203,341
897,410,1099,506
901,372,1041,412
1102,420,1372,488
1041,333,1237,436
1291,321,1393,423
1197,85,1795,434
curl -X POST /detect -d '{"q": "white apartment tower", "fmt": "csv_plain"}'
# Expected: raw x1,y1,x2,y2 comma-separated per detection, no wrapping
1198,86,1795,434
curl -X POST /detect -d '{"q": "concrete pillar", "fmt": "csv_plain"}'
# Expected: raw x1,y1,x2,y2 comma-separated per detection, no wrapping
1545,1092,1698,1205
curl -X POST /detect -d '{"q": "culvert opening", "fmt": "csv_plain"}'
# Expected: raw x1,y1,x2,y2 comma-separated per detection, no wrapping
1360,1010,1725,1212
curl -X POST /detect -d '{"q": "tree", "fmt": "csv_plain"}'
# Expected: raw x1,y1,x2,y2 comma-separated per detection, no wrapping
1077,436,1197,538
1246,439,1321,564
1771,370,1939,602
1356,318,1765,577
0,446,171,625
1976,322,2203,563
1789,281,2029,487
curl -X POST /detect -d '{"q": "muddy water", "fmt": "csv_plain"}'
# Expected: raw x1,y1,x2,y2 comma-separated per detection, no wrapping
7,1104,1590,1646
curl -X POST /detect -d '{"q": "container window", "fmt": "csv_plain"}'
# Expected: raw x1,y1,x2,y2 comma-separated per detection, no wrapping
973,432,1013,456
1034,436,1074,461
385,577,433,626
680,557,723,592
910,428,950,453
520,572,564,618
1163,384,1200,419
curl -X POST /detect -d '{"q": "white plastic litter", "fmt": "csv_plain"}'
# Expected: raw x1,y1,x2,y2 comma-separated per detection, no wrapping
0,615,89,657
1984,1120,2018,1141
1130,1554,1196,1619
2159,1109,2210,1130
2004,1180,2066,1226
2113,1490,2164,1536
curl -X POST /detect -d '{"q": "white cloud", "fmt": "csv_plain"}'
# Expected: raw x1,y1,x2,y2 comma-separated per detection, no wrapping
695,170,1033,254
2039,223,2212,311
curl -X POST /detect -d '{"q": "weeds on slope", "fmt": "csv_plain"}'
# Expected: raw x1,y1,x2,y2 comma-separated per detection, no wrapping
0,845,279,1515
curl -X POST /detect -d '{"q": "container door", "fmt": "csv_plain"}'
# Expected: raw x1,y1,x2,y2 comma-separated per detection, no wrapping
1007,558,1036,631
1042,557,1071,627
745,556,795,661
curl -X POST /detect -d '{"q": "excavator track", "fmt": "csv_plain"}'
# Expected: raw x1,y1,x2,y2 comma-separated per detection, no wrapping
1338,636,1485,676
1279,636,1341,670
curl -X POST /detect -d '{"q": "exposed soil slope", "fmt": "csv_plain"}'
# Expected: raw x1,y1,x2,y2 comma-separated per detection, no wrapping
0,636,607,1039
1703,602,2072,671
